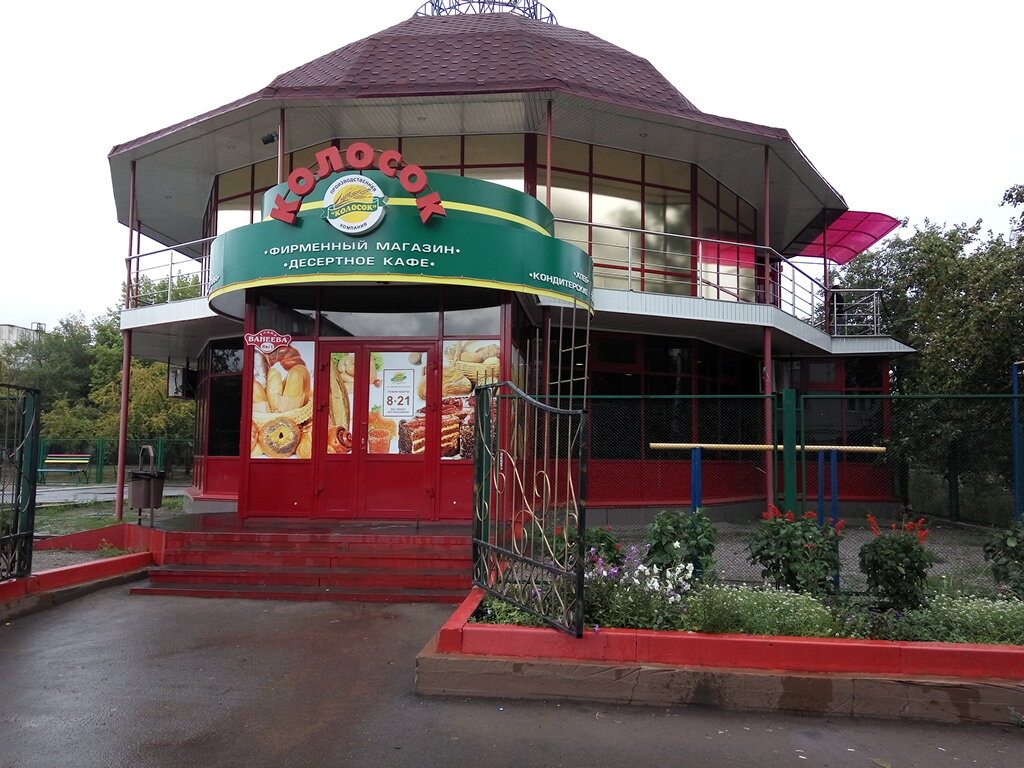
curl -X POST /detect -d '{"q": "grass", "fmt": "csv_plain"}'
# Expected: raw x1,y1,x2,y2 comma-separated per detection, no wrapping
33,496,186,537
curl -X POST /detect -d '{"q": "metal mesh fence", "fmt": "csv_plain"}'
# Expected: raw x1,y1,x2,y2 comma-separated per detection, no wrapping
36,438,194,484
579,393,1022,595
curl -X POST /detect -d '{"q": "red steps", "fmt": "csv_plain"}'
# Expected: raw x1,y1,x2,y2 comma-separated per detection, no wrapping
131,527,473,603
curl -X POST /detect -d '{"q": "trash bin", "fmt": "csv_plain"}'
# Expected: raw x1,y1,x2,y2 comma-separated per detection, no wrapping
128,470,166,510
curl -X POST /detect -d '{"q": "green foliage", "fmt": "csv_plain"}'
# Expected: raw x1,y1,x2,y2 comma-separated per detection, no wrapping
836,198,1024,489
538,523,624,567
582,526,624,566
470,594,547,627
685,586,840,638
645,508,716,580
983,523,1024,599
859,515,938,610
584,545,693,631
482,578,1024,645
2,310,195,442
838,596,1024,645
748,507,843,595
1,314,94,407
128,273,202,307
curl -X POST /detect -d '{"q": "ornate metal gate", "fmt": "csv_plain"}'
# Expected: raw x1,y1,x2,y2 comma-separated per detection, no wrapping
472,382,589,636
1,384,41,580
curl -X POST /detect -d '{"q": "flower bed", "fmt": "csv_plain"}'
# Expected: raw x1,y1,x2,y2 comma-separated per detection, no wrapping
439,589,1024,680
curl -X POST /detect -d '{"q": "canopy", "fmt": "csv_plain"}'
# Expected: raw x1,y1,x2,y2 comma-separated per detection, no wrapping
787,210,901,265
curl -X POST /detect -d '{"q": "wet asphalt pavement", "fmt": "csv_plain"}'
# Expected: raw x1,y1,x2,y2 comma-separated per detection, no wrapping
1,586,1020,768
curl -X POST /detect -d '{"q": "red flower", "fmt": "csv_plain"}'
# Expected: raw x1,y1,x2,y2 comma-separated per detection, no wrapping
785,511,795,521
867,514,881,536
764,505,783,519
554,526,563,536
836,520,847,534
803,511,818,520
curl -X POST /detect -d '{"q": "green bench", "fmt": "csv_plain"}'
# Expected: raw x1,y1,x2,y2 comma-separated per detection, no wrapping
38,454,92,484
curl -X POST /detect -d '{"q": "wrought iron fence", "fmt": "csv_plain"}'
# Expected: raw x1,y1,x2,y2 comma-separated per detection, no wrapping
472,382,589,636
1,384,41,580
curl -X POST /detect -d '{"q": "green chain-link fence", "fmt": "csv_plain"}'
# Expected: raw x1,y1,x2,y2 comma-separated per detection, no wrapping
582,393,1023,594
36,438,194,485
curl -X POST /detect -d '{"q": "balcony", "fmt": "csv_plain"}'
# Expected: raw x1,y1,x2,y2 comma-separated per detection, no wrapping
122,225,882,338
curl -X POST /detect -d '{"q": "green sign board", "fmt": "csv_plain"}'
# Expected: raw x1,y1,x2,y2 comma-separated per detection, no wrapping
209,172,593,319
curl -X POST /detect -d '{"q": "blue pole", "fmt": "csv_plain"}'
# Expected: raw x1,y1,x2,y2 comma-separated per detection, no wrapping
691,446,703,513
830,449,840,526
817,451,826,524
1013,361,1023,523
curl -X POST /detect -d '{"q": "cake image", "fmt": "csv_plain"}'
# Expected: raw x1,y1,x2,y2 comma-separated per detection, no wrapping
460,415,477,459
440,414,462,457
397,413,465,456
398,417,426,454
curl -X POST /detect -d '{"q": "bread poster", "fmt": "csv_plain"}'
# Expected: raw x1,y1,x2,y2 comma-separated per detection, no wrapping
326,352,356,454
437,340,500,460
250,340,315,459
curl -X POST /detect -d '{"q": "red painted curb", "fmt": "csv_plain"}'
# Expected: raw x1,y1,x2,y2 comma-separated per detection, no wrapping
444,590,1024,681
33,553,153,591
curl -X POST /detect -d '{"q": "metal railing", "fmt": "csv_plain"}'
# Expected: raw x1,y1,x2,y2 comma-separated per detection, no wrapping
124,237,215,309
121,223,882,337
554,219,882,336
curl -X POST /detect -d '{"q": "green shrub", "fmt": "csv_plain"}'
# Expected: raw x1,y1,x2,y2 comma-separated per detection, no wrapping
685,586,840,638
748,506,843,595
645,508,716,580
471,594,547,627
524,521,624,567
983,523,1024,599
584,545,693,631
859,515,937,610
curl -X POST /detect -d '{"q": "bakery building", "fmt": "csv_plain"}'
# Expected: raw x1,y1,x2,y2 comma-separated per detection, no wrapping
109,2,910,528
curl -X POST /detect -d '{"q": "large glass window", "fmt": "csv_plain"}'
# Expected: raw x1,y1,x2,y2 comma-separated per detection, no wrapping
204,338,244,457
210,133,757,303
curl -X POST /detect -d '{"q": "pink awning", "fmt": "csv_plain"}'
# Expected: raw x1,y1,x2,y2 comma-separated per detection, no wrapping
787,210,901,265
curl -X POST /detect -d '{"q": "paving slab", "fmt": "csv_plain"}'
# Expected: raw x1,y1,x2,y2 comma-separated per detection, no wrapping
1,586,1021,768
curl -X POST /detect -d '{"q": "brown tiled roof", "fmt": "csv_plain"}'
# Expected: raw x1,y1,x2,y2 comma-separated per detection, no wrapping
264,12,700,114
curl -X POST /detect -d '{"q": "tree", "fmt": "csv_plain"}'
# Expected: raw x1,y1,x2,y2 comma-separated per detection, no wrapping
834,188,1024,495
0,314,94,407
837,196,1023,395
2,311,195,443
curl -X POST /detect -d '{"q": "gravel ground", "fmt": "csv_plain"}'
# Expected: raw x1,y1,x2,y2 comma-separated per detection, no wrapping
31,549,116,572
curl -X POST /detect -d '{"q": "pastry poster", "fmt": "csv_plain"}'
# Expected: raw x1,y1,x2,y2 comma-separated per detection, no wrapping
367,351,424,454
438,340,500,460
250,340,315,459
326,352,355,454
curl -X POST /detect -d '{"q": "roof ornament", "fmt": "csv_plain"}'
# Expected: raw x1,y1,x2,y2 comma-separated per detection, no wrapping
414,0,558,24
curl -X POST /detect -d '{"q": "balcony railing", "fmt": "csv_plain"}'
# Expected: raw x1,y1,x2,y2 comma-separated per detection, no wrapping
122,224,881,337
554,219,882,336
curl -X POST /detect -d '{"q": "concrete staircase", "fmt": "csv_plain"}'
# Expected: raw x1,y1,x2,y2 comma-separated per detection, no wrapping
130,525,473,603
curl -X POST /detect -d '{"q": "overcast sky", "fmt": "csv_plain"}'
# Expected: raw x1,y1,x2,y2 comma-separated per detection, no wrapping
3,0,1020,331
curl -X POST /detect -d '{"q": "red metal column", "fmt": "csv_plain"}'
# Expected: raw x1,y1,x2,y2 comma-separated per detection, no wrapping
761,148,775,506
763,328,775,508
115,161,138,521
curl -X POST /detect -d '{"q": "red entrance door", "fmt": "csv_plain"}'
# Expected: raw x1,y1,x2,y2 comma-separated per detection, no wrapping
315,342,435,520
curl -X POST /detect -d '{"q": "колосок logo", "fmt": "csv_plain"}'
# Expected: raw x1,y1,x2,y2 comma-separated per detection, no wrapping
323,175,388,235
